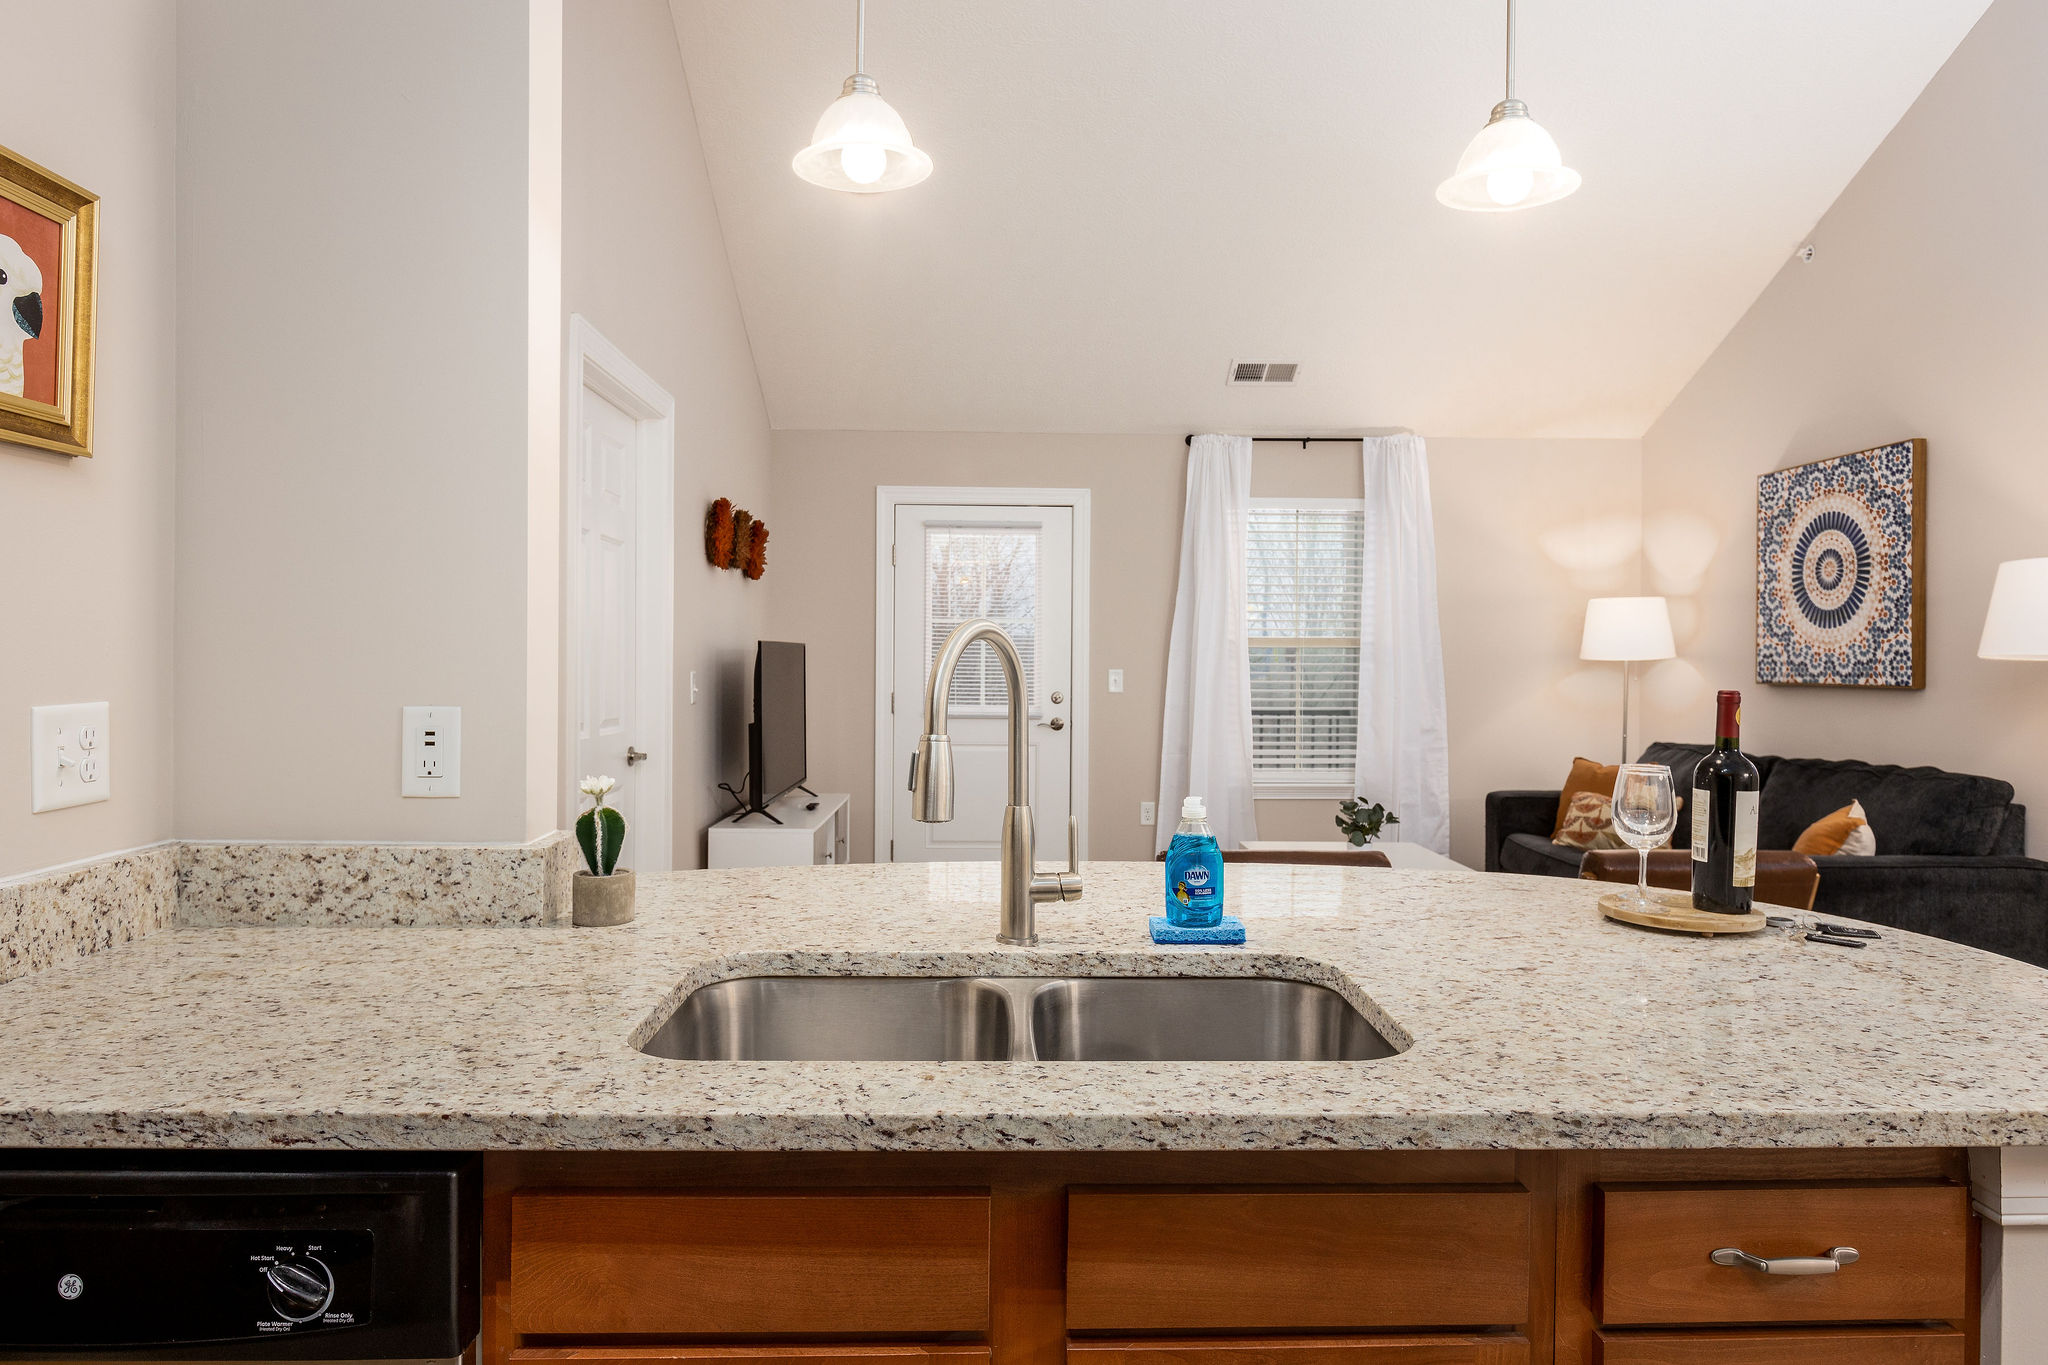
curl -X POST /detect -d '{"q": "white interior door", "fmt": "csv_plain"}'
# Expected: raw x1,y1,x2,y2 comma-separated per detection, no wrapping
575,386,642,868
889,504,1075,863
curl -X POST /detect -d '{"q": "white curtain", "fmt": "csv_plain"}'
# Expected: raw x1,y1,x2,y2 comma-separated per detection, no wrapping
1157,434,1259,852
1356,435,1451,854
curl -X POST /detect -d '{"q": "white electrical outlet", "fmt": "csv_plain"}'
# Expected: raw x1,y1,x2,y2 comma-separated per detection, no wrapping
31,702,112,813
1108,668,1125,694
1140,800,1156,826
402,706,461,797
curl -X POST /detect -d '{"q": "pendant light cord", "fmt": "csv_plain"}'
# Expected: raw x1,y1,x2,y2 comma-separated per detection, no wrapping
855,0,867,76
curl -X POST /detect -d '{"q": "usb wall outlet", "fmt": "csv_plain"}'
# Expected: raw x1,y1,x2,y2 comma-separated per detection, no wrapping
402,706,461,797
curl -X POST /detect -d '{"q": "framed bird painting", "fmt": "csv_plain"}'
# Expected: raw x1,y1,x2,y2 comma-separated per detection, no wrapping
0,141,96,457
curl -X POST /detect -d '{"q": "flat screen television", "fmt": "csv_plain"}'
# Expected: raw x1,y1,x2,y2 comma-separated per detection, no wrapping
746,641,809,819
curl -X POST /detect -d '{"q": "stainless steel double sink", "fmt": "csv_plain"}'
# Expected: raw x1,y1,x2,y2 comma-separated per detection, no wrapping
639,975,1400,1063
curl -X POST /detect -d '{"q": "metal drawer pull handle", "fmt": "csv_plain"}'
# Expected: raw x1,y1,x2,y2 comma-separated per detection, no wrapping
1710,1246,1859,1275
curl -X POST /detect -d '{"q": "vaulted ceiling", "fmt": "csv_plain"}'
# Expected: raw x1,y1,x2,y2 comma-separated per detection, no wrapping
668,1,1991,438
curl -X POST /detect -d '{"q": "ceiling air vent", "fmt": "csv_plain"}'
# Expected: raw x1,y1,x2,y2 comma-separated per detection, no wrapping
1228,361,1299,386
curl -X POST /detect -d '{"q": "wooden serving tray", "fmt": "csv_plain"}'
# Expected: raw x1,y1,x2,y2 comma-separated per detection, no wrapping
1599,887,1769,936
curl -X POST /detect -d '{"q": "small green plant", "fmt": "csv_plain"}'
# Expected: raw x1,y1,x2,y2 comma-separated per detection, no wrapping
576,775,626,876
1335,797,1399,847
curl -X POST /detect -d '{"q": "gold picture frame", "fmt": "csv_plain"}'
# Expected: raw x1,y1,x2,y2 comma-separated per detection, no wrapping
0,141,97,457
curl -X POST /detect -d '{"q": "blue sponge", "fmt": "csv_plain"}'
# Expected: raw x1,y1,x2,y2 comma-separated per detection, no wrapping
1149,915,1246,945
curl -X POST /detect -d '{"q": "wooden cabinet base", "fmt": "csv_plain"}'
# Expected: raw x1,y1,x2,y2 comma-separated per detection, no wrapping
1593,1326,1965,1365
481,1148,1975,1365
1069,1335,1530,1365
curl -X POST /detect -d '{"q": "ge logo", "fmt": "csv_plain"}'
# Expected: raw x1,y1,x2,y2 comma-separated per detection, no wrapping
57,1273,84,1300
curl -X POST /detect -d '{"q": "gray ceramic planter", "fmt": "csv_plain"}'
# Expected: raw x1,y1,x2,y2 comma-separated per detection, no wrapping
572,869,635,927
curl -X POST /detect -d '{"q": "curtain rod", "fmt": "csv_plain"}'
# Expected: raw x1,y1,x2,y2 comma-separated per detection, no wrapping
1182,434,1409,448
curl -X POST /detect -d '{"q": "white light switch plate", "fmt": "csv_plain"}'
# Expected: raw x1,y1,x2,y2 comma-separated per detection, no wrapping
31,702,111,813
1108,668,1125,694
402,705,461,797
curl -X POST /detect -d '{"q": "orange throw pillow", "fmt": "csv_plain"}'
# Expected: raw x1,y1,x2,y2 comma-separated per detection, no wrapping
1553,757,1621,840
1794,800,1877,856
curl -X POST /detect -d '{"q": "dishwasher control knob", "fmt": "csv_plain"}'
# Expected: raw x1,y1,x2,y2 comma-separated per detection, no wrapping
263,1261,332,1321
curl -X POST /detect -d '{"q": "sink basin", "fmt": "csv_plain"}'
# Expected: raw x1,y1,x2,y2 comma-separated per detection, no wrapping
641,976,1015,1061
640,975,1398,1063
1027,976,1397,1061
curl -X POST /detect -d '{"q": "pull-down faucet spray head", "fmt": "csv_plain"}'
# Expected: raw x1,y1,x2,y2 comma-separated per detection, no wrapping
910,733,953,823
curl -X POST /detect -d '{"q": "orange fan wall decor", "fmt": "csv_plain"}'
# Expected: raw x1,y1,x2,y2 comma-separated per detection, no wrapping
705,498,735,568
742,520,769,580
704,498,769,580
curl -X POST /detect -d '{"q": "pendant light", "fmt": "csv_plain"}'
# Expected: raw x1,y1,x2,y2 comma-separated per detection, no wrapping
792,0,933,194
1437,0,1580,212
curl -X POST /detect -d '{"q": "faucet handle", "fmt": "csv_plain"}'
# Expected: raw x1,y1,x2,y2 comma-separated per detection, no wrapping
1067,815,1080,876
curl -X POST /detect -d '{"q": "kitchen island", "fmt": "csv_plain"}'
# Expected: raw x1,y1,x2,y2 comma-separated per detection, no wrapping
0,861,2045,1362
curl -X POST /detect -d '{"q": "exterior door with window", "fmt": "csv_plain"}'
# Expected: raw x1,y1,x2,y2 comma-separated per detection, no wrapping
1248,500,1365,794
889,504,1075,862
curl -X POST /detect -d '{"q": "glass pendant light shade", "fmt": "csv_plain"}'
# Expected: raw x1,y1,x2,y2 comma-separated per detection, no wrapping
793,75,932,193
792,1,931,194
1439,0,1580,212
1436,102,1581,211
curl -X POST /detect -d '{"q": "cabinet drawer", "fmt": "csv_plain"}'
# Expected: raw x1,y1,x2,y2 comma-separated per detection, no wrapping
1066,1189,1530,1331
509,1191,990,1335
1594,1326,1965,1364
1068,1336,1529,1365
511,1351,992,1365
1598,1184,1968,1326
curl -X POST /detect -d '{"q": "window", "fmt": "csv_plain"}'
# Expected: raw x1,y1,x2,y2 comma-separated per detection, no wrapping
1247,501,1365,787
924,524,1040,714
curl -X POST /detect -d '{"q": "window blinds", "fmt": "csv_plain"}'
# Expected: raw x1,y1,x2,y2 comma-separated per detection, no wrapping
1246,503,1366,780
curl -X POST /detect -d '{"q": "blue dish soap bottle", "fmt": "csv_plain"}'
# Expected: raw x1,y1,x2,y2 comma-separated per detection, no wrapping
1164,797,1224,928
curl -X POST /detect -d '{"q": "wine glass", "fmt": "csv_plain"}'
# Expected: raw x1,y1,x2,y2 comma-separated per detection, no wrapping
1611,764,1679,907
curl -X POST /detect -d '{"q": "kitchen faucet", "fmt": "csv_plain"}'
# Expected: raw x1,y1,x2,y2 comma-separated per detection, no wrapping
910,618,1082,945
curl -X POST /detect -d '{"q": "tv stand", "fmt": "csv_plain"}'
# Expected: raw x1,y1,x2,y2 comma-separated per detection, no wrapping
708,791,850,868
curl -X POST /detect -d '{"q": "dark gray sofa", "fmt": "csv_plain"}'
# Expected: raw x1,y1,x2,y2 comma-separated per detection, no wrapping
1485,741,2048,967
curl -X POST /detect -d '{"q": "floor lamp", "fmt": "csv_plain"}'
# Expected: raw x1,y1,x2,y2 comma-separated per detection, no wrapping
1980,558,2048,663
1581,597,1676,765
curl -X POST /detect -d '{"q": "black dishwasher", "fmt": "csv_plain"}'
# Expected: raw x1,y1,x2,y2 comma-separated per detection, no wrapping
0,1153,477,1360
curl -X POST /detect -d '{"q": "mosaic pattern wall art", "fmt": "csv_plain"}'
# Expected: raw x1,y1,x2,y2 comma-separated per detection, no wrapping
1756,439,1926,689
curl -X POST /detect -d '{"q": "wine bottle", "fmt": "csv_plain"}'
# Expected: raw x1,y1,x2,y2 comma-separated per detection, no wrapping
1691,690,1762,913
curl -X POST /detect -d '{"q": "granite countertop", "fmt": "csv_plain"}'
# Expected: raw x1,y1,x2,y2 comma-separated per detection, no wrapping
1,861,2045,1151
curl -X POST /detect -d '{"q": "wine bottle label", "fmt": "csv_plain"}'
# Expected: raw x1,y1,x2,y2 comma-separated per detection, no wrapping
1691,787,1710,861
1733,789,1760,887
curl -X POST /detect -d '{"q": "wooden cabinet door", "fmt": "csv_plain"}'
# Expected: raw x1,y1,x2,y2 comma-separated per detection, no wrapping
511,1350,993,1365
1598,1184,1968,1326
1067,1189,1531,1332
1068,1336,1530,1365
1592,1326,1965,1364
509,1192,991,1335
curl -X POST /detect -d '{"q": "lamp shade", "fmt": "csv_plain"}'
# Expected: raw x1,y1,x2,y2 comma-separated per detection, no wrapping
1979,558,2048,660
792,83,932,193
1436,109,1581,212
1580,597,1676,662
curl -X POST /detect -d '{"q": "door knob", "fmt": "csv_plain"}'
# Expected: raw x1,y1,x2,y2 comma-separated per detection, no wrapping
625,747,648,766
1042,717,1065,731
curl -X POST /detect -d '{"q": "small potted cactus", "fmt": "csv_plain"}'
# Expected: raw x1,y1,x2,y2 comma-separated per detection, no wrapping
572,775,635,927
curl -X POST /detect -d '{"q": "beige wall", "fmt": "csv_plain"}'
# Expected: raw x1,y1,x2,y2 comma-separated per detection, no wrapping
1638,0,2045,856
769,432,1640,868
173,0,559,844
0,1,178,878
563,0,773,868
